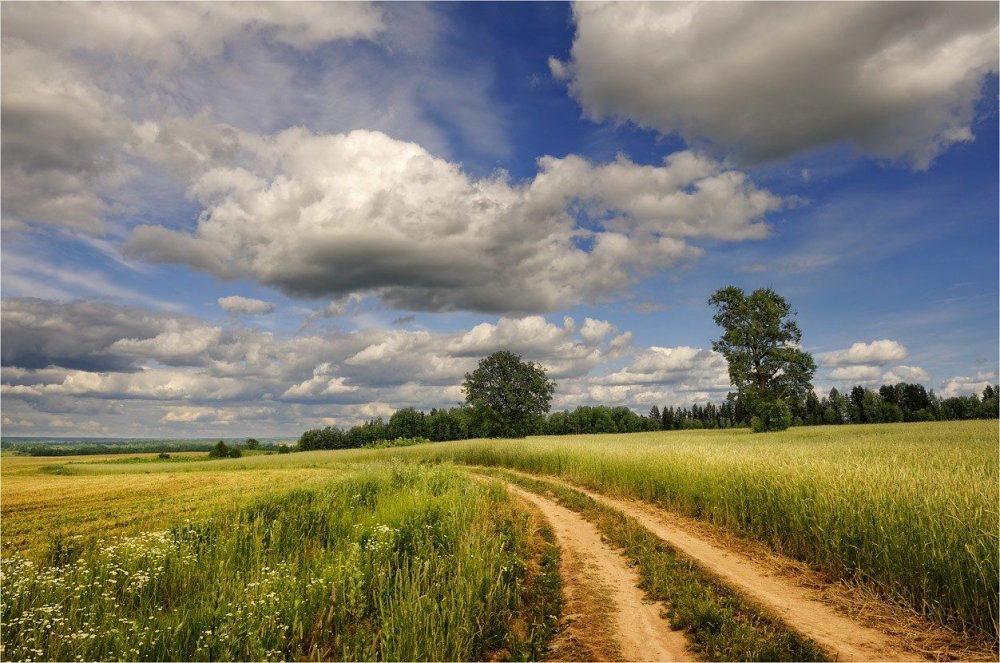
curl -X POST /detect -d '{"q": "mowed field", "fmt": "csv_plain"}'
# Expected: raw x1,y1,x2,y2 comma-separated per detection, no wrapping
1,421,996,661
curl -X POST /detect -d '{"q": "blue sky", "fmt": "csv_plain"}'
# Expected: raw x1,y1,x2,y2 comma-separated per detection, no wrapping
2,2,997,437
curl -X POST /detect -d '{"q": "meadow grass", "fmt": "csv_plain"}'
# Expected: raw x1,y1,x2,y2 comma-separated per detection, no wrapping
352,421,998,639
1,464,556,662
8,421,996,640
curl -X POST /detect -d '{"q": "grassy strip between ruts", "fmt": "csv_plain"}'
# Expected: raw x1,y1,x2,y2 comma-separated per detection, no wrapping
475,467,829,662
1,464,559,662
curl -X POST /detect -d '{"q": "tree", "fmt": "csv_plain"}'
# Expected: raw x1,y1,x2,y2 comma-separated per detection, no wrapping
244,438,261,450
389,407,427,439
648,405,662,429
462,350,555,438
708,286,816,432
208,440,230,458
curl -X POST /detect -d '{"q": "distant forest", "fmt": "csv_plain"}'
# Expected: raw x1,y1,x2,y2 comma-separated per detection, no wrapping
2,438,291,457
297,381,1000,450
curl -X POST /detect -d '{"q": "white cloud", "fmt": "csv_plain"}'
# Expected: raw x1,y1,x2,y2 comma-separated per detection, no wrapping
218,296,275,315
828,365,883,382
2,3,384,67
161,405,275,424
1,298,192,371
818,339,908,367
2,368,252,401
0,42,132,233
939,371,998,398
580,318,616,344
555,2,998,167
604,346,730,392
109,324,224,365
882,365,931,384
1,2,384,234
281,363,360,399
125,128,782,313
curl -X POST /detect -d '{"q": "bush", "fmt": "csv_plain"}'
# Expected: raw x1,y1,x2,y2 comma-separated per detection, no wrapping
363,437,431,450
277,444,291,454
751,400,792,432
228,448,242,459
208,441,230,459
157,452,171,460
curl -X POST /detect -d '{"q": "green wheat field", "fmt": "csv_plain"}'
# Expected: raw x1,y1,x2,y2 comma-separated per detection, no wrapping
1,420,996,661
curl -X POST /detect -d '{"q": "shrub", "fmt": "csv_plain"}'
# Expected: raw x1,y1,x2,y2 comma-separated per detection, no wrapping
208,441,230,458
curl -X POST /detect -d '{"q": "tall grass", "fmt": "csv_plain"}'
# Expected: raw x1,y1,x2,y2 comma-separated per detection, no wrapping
369,421,999,638
1,465,550,661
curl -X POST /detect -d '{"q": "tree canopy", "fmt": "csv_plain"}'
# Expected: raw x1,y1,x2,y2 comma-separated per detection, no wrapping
462,350,555,438
709,286,816,431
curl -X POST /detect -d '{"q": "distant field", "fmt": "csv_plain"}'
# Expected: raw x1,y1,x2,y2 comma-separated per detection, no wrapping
0,454,351,555
3,420,996,648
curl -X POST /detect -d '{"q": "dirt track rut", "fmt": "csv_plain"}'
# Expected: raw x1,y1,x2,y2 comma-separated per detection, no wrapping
507,483,692,662
506,470,921,662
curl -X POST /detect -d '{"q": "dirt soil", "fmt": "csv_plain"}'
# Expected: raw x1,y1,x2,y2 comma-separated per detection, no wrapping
503,470,942,662
506,483,693,662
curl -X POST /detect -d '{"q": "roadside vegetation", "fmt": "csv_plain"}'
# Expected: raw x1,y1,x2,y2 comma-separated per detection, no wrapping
363,420,999,640
1,465,557,662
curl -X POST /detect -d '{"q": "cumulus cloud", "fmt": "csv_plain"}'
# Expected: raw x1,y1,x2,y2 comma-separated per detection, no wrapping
109,325,225,366
1,298,189,371
580,318,616,344
161,405,275,424
882,365,931,384
554,2,998,167
818,339,908,367
0,42,132,233
2,3,384,65
603,346,730,392
828,365,883,382
1,2,383,233
1,299,637,428
2,368,252,401
126,129,782,313
281,363,361,400
939,371,998,398
218,296,275,315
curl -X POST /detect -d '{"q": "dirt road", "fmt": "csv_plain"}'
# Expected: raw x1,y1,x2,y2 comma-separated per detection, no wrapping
507,483,692,662
504,471,922,662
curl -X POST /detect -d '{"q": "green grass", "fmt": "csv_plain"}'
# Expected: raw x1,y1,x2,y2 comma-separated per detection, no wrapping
482,468,828,662
12,421,995,644
1,464,554,662
346,421,998,639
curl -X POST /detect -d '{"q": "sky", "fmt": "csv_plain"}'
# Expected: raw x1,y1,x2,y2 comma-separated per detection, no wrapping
1,1,998,438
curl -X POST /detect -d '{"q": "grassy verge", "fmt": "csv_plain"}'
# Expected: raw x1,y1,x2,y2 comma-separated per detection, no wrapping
478,467,829,662
366,421,998,638
1,464,554,662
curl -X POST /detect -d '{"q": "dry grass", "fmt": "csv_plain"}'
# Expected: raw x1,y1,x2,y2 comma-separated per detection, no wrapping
1,454,349,557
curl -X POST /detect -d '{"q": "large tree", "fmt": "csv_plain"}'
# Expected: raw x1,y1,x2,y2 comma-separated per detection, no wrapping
708,286,816,432
463,350,555,438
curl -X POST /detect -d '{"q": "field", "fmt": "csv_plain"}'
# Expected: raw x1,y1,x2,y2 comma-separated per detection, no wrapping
2,421,996,661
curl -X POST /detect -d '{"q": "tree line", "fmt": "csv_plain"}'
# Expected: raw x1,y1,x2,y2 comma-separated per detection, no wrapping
297,382,999,450
297,286,998,449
